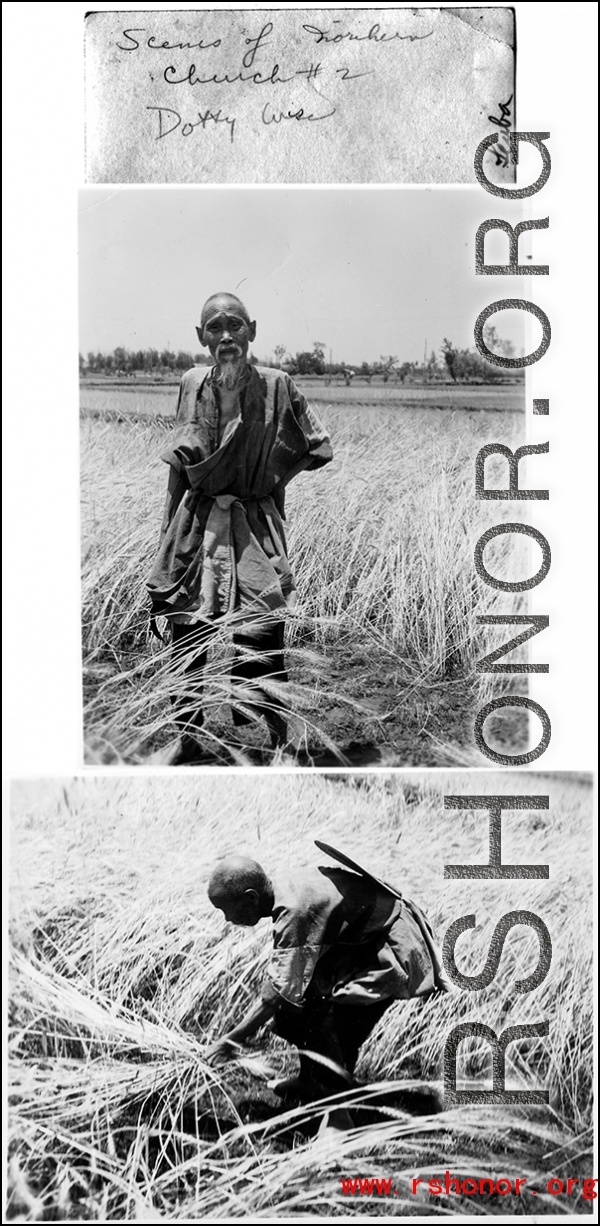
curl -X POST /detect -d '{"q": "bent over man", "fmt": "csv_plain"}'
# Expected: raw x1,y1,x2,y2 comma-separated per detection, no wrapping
206,851,449,1109
146,293,333,762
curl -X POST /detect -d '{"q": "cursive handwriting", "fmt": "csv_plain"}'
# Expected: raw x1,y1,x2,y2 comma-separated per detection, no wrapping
242,22,273,69
488,97,512,167
147,105,236,143
164,61,297,86
491,142,509,168
261,102,336,125
117,28,222,52
336,65,373,80
163,60,369,89
117,21,274,59
488,95,513,130
115,15,435,155
302,21,434,45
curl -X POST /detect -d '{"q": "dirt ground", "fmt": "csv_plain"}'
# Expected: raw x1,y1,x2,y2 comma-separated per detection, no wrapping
108,631,526,768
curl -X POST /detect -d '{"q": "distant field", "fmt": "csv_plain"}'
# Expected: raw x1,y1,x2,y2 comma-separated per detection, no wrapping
80,381,524,420
81,385,530,766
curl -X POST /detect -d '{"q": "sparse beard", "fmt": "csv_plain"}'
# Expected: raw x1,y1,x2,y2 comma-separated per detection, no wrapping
214,353,244,390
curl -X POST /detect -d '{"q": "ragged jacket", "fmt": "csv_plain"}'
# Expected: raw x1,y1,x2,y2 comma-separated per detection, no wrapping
146,365,333,622
262,866,446,1012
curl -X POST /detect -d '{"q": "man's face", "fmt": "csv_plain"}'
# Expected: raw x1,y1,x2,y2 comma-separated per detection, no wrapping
197,297,256,368
209,886,261,927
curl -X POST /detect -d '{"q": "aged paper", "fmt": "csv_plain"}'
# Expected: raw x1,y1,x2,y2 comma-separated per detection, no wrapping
85,7,516,183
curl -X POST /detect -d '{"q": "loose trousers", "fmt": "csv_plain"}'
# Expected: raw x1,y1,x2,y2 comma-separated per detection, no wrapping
170,617,288,739
273,993,394,1095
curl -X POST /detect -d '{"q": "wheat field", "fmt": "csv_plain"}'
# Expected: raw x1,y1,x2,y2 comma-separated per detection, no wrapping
8,772,594,1219
81,388,531,767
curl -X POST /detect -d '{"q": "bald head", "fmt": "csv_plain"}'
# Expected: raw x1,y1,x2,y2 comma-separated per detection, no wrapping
200,292,251,328
208,854,268,900
208,855,273,926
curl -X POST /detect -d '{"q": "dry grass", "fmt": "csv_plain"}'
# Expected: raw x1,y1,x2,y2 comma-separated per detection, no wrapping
8,773,594,1219
81,390,532,765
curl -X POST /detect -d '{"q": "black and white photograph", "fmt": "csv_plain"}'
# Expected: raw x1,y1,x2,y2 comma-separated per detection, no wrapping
80,186,532,767
8,772,594,1217
4,1,598,1222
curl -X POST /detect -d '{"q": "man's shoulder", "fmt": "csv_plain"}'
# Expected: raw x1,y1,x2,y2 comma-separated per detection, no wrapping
251,366,305,406
180,364,212,389
252,365,293,384
272,866,339,914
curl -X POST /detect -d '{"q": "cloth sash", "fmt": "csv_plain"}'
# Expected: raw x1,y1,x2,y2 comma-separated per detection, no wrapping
189,493,295,622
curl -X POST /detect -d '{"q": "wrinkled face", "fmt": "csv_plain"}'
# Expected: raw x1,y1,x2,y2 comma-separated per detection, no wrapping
209,886,261,927
197,296,256,367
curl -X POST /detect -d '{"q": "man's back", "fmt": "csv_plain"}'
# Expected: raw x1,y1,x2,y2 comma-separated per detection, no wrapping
272,865,401,947
264,866,411,1009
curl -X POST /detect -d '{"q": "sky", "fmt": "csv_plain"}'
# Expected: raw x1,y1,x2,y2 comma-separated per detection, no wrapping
79,187,529,365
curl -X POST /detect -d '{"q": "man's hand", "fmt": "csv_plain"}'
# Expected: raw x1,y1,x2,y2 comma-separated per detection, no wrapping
204,1000,276,1066
205,1037,241,1066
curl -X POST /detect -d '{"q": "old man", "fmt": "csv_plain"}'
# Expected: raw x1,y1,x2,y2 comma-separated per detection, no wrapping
206,851,448,1108
146,293,332,762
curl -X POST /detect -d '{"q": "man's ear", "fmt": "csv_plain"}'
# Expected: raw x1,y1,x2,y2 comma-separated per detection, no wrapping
249,320,257,343
196,325,207,347
244,888,259,904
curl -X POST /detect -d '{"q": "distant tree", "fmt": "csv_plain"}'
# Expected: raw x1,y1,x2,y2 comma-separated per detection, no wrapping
273,343,288,368
112,346,126,370
295,350,325,375
82,346,217,376
380,354,398,383
426,349,440,381
441,338,458,382
456,347,507,383
482,323,515,359
397,361,416,383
